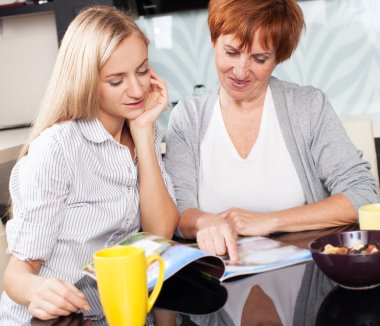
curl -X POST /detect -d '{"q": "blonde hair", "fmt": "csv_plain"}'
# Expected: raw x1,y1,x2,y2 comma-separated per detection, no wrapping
20,5,148,157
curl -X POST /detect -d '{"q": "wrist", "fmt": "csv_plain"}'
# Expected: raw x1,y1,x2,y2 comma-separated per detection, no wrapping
181,208,205,238
131,127,154,149
267,214,282,234
195,213,208,230
24,274,44,306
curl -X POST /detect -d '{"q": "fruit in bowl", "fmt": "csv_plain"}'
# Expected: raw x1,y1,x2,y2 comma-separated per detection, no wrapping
309,230,380,289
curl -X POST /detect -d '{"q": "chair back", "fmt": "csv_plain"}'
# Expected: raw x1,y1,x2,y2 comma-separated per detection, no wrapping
0,222,9,293
341,118,379,188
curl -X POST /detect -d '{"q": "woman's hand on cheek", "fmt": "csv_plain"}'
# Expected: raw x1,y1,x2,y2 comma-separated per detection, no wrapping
28,278,90,321
130,69,169,130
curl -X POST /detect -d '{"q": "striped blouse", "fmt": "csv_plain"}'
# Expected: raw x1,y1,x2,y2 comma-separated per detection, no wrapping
0,118,175,325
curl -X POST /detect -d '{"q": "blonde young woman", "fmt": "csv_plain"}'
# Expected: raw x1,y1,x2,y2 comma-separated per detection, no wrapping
0,6,178,325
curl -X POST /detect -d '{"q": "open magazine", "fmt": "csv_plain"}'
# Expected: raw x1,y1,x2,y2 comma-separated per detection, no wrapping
82,232,312,290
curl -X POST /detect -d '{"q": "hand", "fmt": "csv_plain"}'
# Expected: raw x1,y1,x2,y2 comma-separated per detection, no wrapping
196,213,239,263
219,208,274,236
129,69,168,131
28,278,90,321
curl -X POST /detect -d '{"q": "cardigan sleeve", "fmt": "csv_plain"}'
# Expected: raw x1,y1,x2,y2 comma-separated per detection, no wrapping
309,90,379,210
153,123,176,204
164,100,200,215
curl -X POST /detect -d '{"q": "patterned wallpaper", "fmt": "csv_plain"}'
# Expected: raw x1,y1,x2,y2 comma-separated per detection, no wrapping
276,0,380,117
137,10,214,105
137,0,380,129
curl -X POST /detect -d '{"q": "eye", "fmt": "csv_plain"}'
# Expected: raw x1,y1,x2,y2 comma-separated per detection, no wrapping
253,56,267,64
137,68,150,76
108,80,123,87
255,58,266,64
225,49,238,56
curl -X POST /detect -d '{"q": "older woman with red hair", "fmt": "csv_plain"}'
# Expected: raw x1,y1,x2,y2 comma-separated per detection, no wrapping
165,0,379,324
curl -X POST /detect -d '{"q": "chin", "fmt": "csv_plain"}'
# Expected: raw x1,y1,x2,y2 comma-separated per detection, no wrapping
226,89,251,102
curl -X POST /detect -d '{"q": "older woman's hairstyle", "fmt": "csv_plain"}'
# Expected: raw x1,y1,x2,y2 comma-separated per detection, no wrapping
20,6,148,157
208,0,305,63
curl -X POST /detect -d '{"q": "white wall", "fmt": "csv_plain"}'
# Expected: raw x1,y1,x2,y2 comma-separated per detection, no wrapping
0,12,58,128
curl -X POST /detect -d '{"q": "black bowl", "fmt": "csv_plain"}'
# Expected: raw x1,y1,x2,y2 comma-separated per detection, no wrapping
309,230,380,289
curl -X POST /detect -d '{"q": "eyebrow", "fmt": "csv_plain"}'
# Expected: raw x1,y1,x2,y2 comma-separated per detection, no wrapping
224,44,273,56
105,58,149,78
224,44,239,51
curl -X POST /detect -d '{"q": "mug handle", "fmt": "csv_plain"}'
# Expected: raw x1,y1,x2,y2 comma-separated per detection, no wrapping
146,254,165,313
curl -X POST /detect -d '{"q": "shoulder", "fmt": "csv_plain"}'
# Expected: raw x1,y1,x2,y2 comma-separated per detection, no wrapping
171,87,218,120
270,76,328,107
29,121,76,154
270,76,326,102
270,77,331,121
169,87,219,133
26,121,82,171
14,122,78,182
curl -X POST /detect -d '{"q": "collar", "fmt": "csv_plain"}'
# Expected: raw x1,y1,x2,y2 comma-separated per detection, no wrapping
78,118,114,144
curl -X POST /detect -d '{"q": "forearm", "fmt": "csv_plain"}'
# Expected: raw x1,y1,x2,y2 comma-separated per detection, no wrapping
135,131,179,239
267,194,357,233
4,255,90,319
4,256,42,306
179,208,210,239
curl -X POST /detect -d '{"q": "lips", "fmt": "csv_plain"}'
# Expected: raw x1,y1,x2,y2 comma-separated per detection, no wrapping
124,98,144,109
229,77,251,89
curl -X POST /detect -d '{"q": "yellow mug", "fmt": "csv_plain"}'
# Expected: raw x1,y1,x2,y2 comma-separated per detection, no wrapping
359,203,380,230
94,246,165,326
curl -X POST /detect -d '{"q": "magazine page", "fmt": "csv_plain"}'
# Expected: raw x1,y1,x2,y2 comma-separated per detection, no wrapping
221,236,312,281
82,232,225,290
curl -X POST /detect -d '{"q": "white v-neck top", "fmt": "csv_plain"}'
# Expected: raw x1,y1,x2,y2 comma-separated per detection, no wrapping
198,88,305,214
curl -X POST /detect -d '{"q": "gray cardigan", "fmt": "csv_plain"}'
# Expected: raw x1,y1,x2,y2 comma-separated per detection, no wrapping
164,76,379,214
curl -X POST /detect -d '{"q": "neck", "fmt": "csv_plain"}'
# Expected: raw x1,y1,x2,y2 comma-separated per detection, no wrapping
97,113,125,143
219,87,267,113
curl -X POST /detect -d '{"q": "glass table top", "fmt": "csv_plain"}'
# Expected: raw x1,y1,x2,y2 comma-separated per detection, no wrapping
30,224,380,326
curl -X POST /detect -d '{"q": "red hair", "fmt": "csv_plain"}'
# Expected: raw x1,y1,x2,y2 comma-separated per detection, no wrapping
208,0,305,63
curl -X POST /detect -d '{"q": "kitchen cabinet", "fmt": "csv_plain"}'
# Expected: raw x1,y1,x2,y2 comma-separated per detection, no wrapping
0,0,113,43
0,2,54,18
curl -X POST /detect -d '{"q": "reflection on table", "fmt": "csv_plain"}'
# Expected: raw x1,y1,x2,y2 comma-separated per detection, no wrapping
316,285,380,326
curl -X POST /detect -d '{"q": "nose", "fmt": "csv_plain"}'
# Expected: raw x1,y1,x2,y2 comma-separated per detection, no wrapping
233,56,250,79
126,77,144,99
